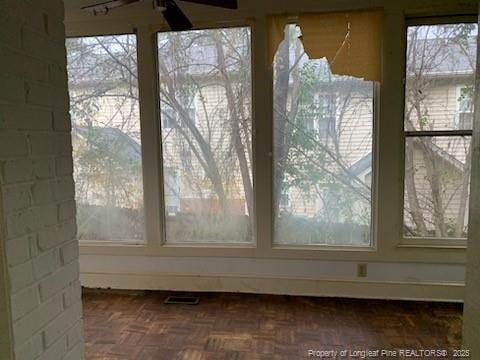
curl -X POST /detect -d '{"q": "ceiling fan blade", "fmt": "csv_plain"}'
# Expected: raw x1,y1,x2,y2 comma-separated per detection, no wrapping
179,0,238,9
81,0,139,14
162,0,193,31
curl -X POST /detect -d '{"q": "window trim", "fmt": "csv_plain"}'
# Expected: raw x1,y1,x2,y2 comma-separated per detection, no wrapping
66,8,475,263
400,16,476,246
269,24,380,249
154,24,257,247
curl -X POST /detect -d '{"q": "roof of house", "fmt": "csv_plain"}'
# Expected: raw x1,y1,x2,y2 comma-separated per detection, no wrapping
348,153,372,176
407,37,476,77
349,140,466,179
73,126,142,161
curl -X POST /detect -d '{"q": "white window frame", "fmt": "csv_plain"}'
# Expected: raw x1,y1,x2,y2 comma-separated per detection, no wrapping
401,16,477,248
66,6,476,265
155,24,257,248
269,22,379,250
66,31,146,246
66,20,381,258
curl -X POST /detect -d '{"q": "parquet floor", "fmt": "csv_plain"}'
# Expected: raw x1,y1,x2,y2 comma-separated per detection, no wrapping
83,290,463,360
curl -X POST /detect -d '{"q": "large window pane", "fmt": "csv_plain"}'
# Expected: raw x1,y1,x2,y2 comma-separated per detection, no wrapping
405,24,477,131
273,25,374,246
66,35,145,242
157,28,253,244
404,136,471,238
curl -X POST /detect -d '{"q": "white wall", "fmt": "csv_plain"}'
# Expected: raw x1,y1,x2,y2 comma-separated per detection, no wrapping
463,4,480,356
0,0,83,359
64,0,478,302
80,255,465,301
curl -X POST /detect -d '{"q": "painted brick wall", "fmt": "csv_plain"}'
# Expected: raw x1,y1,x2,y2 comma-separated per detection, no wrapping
0,0,84,359
0,192,14,360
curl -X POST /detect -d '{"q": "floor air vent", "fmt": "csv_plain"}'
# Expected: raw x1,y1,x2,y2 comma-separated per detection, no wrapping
164,295,200,305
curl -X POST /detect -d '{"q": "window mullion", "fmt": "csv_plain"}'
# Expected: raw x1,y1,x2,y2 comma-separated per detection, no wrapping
136,26,165,247
405,130,473,137
252,17,274,254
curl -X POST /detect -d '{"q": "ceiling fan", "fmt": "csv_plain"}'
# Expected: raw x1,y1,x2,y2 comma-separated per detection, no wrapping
81,0,238,31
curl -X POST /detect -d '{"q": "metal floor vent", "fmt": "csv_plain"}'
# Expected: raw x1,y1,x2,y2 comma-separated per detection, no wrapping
164,295,200,305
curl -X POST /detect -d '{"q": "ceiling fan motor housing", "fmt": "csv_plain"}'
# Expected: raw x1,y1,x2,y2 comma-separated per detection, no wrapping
154,0,167,11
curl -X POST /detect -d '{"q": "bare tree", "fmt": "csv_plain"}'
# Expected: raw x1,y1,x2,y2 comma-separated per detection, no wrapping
273,25,374,245
67,35,144,240
67,25,474,244
404,24,476,237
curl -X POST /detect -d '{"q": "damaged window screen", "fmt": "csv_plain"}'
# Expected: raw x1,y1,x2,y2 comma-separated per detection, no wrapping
273,24,374,246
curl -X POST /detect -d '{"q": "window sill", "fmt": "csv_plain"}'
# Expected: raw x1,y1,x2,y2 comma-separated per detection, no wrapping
160,243,256,249
79,240,146,247
399,237,467,250
271,244,375,252
78,239,466,263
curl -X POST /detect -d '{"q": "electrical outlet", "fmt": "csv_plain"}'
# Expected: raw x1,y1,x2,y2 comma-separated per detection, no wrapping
357,263,367,278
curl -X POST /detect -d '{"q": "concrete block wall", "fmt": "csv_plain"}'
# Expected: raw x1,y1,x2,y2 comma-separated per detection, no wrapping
0,0,84,359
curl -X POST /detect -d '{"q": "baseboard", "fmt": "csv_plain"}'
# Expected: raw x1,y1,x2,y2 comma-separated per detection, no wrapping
80,272,464,302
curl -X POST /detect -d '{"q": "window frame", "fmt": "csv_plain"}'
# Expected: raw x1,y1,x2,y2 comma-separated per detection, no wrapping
66,8,475,265
400,16,477,247
66,19,383,257
66,31,147,246
68,22,266,259
155,24,257,248
269,21,380,250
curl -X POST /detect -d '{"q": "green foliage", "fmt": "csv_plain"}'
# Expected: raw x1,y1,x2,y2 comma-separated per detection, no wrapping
280,53,370,226
419,114,430,128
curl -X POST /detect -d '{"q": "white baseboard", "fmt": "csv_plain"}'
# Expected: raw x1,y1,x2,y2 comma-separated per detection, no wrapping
80,272,464,302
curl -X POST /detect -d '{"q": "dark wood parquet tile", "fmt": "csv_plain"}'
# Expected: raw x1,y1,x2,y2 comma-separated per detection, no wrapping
82,290,463,360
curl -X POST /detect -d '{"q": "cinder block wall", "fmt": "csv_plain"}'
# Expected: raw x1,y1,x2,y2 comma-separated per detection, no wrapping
0,1,84,359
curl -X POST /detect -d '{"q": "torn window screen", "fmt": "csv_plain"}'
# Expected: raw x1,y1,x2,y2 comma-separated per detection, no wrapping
268,9,383,82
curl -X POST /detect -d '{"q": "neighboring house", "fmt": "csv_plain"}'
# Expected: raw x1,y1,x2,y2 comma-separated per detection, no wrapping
158,31,253,219
282,34,474,233
402,36,475,236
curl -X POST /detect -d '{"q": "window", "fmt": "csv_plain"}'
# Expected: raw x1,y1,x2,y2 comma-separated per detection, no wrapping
66,35,145,242
162,106,176,130
403,22,477,239
157,27,253,244
161,104,196,129
456,86,474,129
164,167,180,216
273,24,374,246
